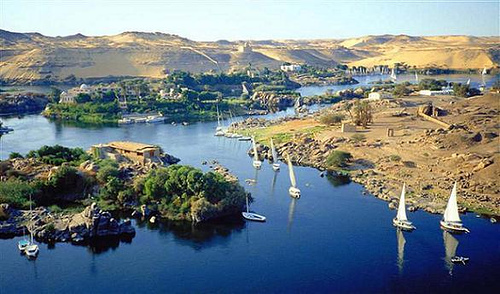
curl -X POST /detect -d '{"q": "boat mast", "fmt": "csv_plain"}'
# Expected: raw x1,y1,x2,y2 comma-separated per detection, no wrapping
288,155,297,188
246,194,250,213
252,137,259,162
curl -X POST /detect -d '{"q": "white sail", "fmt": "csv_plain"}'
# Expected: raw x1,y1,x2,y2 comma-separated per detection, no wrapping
216,105,221,128
482,67,487,75
443,182,461,223
466,79,471,86
390,68,397,80
396,183,408,221
270,138,277,164
252,137,259,161
287,156,297,188
415,72,419,83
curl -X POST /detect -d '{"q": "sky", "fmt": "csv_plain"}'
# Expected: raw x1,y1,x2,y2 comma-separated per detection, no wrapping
1,0,499,40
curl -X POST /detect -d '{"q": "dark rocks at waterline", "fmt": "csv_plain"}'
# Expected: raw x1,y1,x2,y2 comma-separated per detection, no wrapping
0,203,135,243
0,93,48,115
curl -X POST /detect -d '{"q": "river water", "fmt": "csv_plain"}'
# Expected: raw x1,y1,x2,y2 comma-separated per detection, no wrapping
1,75,499,293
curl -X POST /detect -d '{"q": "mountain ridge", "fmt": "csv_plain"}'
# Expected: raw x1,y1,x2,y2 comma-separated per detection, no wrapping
1,30,498,84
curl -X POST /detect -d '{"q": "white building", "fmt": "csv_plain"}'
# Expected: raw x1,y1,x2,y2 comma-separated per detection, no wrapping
419,89,453,96
365,92,392,101
59,91,76,104
280,64,302,72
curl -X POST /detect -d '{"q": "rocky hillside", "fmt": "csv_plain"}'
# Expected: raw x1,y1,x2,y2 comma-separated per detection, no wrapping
1,29,498,84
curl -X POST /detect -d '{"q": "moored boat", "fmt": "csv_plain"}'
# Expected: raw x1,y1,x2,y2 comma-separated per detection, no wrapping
242,194,266,222
287,155,300,198
252,137,262,169
270,138,280,171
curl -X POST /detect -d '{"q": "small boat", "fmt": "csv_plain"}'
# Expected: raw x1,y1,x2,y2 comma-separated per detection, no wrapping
252,137,262,169
17,238,29,252
242,194,266,222
392,183,416,231
24,196,39,258
149,216,156,223
451,256,470,264
171,121,177,126
440,182,470,233
134,117,147,123
214,106,225,136
287,155,300,198
270,138,280,171
390,68,397,81
245,179,257,185
118,118,134,125
238,136,252,141
146,115,165,123
182,122,189,126
491,217,497,223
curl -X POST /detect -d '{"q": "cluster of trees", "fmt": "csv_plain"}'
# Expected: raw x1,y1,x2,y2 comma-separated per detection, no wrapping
43,101,121,123
135,165,246,220
345,100,373,128
418,79,449,91
25,145,90,166
326,151,352,168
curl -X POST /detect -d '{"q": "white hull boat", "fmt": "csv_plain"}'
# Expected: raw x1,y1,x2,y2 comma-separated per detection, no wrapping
393,183,415,231
242,194,266,222
252,137,262,169
287,155,301,198
441,183,469,234
25,244,39,258
270,138,280,171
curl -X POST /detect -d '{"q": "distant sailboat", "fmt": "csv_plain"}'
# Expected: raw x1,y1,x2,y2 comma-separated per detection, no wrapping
242,193,266,222
392,183,416,231
440,183,470,233
415,72,419,83
214,105,225,136
287,155,300,198
390,68,397,81
24,195,39,258
396,229,406,274
481,67,487,75
252,137,262,169
466,79,471,86
270,138,280,171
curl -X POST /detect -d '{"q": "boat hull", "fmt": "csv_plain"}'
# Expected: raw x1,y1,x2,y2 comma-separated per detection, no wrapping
272,163,280,171
242,212,266,222
289,187,301,198
440,220,470,233
392,218,416,231
25,244,39,258
253,161,262,169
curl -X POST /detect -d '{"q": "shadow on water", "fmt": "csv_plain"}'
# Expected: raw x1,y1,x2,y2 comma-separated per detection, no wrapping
136,215,246,250
325,172,351,187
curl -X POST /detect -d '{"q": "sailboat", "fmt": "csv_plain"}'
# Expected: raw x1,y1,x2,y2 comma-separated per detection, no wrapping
270,138,280,171
214,105,225,136
415,72,419,83
481,67,487,75
390,68,397,81
17,228,30,252
252,137,262,169
466,78,471,86
392,183,416,231
440,182,470,233
287,155,300,198
25,196,39,258
242,194,266,222
396,229,406,274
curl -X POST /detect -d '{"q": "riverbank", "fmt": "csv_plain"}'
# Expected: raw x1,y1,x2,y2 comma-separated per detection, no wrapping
232,93,500,216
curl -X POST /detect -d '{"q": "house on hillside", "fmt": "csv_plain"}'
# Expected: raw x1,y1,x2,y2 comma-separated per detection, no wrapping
280,64,302,72
365,92,393,101
91,141,163,165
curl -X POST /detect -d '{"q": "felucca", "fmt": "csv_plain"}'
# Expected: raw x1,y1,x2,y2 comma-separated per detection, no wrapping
270,138,280,171
25,195,39,258
390,68,397,81
214,105,225,136
287,155,300,198
440,182,469,233
392,183,416,231
242,194,266,222
252,137,262,169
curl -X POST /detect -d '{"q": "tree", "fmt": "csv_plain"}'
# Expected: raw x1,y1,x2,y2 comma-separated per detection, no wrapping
326,151,352,168
353,100,373,127
393,84,411,97
75,93,92,104
48,87,62,103
320,113,344,125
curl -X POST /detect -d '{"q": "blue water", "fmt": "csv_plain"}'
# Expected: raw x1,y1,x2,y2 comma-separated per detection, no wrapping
1,84,499,293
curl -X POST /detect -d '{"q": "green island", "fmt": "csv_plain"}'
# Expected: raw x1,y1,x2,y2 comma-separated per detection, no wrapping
0,144,248,236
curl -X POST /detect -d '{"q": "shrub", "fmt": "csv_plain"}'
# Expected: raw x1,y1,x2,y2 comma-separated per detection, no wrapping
351,133,366,143
326,151,353,168
9,152,24,159
389,154,401,162
0,179,38,209
96,165,120,183
393,84,411,97
320,113,344,125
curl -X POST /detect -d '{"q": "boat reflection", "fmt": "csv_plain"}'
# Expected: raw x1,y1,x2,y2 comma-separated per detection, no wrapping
270,170,278,195
396,229,406,274
287,198,298,233
443,231,459,276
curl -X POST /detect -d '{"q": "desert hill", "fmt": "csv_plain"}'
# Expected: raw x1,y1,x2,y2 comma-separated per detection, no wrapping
0,29,498,84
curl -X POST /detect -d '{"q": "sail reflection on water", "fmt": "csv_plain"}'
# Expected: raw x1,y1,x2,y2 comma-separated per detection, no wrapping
443,231,459,276
396,229,406,274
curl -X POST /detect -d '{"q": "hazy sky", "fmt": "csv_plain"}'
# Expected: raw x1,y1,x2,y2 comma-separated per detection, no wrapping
1,0,499,40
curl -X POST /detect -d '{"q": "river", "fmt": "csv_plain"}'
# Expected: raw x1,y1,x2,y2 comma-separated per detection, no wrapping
1,76,499,293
